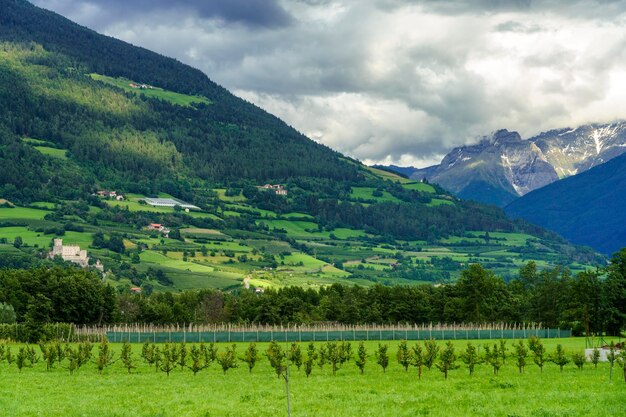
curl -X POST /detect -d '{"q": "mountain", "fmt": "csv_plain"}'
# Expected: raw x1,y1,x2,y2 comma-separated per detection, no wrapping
0,0,604,293
505,151,626,254
388,122,626,206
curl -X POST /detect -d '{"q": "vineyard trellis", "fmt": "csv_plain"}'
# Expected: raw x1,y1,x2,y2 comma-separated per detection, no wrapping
65,323,570,344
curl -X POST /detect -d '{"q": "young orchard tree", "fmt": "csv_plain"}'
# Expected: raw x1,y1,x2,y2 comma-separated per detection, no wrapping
396,340,412,372
551,344,570,372
203,342,218,365
217,344,238,374
529,336,546,373
24,346,38,367
266,341,287,379
153,346,162,372
375,343,389,373
178,343,188,371
141,341,155,365
96,338,116,374
16,347,27,372
5,347,14,365
304,342,317,378
572,352,586,370
64,346,81,375
355,341,367,374
159,344,179,376
339,342,352,368
317,344,327,370
289,343,302,371
436,342,458,379
514,340,528,374
326,341,341,376
120,342,135,374
241,343,259,374
460,342,480,376
484,344,502,375
499,340,508,365
424,340,439,371
411,343,425,380
188,345,207,376
40,343,57,371
591,347,600,369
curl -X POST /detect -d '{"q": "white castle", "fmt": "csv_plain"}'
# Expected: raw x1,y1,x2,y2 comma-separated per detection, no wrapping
49,238,89,268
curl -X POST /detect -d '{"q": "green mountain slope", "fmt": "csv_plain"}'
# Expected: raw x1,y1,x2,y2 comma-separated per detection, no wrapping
0,0,605,292
506,152,626,254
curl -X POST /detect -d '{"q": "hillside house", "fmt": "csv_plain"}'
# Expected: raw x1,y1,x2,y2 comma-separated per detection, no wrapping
147,223,170,237
261,184,288,196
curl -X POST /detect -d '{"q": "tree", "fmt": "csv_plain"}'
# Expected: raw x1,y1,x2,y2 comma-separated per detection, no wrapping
591,347,600,369
304,342,317,378
178,343,187,370
96,338,115,374
187,345,207,375
396,340,412,372
605,249,626,335
289,343,303,371
436,341,458,379
572,352,586,370
120,341,135,374
551,344,570,372
411,343,424,379
460,342,480,376
0,302,16,324
355,341,367,374
424,339,439,371
159,344,179,376
484,344,502,375
241,343,259,373
529,336,546,372
375,343,389,373
266,341,286,379
514,340,528,374
499,340,508,365
216,344,238,374
13,236,23,249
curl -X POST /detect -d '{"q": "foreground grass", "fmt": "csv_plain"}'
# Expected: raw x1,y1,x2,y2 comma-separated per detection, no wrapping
0,338,623,417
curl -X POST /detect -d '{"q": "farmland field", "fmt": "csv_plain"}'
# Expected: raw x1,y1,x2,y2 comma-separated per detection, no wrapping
0,338,623,417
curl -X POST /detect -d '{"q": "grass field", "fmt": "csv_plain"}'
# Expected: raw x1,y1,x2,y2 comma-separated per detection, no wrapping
0,206,49,220
90,74,210,107
33,145,68,159
0,338,623,417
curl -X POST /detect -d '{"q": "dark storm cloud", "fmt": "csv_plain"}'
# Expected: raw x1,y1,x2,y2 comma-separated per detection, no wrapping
33,0,293,29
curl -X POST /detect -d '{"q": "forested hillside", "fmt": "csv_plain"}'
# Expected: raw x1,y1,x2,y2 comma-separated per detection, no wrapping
506,152,626,254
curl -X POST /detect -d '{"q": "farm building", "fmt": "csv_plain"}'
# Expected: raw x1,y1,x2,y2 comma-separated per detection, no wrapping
143,198,199,210
261,184,288,196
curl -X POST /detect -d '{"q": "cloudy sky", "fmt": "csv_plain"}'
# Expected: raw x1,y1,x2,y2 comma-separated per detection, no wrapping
33,0,626,167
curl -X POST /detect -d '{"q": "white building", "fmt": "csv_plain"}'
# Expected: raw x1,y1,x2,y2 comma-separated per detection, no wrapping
143,198,199,210
49,238,89,267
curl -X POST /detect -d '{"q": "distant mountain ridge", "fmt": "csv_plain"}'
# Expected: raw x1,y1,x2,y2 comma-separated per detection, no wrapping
505,151,626,254
386,121,626,206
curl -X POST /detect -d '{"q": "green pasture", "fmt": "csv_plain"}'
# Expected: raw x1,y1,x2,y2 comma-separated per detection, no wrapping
427,198,455,207
350,187,402,203
0,206,48,220
402,181,436,193
214,189,247,202
90,74,210,107
34,145,68,159
365,165,413,183
0,338,623,417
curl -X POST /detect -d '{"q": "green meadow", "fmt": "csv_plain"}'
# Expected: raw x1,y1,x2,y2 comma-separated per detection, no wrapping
90,74,211,107
0,338,623,417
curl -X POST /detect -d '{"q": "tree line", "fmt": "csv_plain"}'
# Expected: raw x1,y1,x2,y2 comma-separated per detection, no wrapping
0,249,624,336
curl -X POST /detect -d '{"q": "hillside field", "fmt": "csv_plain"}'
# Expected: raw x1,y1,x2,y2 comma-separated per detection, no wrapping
0,338,623,417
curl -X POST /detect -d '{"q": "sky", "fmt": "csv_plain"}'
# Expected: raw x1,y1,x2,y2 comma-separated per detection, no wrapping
33,0,626,167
